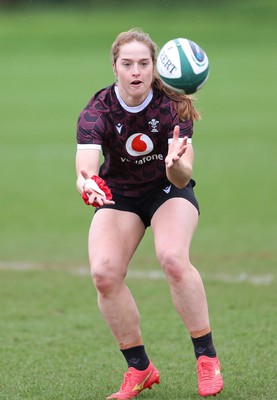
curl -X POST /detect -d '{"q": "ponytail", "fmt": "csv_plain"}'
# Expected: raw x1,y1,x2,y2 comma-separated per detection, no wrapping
153,75,201,122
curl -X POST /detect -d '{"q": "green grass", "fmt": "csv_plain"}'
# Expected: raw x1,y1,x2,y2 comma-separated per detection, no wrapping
0,2,277,399
1,267,276,399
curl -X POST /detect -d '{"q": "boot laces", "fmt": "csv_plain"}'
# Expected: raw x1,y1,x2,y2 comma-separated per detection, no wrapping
198,359,214,381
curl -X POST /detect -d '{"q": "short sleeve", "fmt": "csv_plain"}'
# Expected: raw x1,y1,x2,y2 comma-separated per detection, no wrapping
76,107,104,150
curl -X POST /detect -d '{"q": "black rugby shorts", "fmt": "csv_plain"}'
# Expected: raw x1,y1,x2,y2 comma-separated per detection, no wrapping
94,179,199,228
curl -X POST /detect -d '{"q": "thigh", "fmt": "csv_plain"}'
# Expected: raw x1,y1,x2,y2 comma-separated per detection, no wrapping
89,208,145,275
151,198,198,258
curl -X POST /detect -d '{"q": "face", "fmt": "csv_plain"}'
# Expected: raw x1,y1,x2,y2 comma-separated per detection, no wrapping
113,41,154,107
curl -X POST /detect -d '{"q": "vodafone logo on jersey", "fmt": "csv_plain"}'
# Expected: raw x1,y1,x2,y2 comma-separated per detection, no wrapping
126,133,154,157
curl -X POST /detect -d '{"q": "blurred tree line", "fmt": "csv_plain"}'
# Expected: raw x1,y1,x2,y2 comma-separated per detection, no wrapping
0,0,234,9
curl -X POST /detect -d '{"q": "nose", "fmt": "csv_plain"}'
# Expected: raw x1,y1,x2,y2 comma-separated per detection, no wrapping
132,64,140,76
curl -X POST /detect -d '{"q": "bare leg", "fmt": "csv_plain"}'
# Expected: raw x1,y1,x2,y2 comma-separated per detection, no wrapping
88,209,145,346
151,198,209,332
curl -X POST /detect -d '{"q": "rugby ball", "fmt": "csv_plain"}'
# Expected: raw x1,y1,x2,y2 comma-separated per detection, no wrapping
157,38,209,94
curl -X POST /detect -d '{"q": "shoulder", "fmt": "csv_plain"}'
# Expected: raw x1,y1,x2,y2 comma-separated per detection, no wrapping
77,85,117,127
81,85,115,115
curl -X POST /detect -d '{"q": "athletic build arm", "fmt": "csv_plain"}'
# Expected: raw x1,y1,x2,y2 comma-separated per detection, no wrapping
165,125,194,189
75,149,114,206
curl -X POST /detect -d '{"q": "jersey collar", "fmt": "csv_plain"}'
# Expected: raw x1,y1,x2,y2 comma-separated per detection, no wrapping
114,85,153,113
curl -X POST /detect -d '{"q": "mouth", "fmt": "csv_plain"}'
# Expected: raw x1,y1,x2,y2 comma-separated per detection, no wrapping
131,80,142,86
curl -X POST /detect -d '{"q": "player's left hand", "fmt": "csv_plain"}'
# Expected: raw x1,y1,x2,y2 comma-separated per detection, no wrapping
165,126,188,168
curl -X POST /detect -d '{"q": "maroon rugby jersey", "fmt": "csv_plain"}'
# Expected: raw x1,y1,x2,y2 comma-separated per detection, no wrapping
77,84,194,197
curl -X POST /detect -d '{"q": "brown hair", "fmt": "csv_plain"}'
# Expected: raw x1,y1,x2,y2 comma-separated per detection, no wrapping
111,28,200,121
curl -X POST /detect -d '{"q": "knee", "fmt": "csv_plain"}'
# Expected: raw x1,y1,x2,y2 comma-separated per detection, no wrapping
92,271,114,295
158,251,190,282
90,257,125,295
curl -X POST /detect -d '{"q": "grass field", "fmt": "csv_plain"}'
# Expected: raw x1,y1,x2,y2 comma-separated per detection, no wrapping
0,1,277,399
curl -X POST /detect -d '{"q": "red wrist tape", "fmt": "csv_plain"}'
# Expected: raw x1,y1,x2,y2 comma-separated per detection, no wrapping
82,175,112,207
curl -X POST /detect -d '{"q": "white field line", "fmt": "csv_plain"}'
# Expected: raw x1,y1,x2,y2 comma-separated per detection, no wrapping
0,261,274,286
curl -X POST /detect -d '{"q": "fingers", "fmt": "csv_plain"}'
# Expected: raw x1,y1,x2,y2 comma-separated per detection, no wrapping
87,191,99,204
165,152,179,167
80,172,115,206
173,127,188,150
179,138,188,154
173,125,180,140
87,192,115,206
173,126,188,146
90,194,98,203
165,131,188,168
182,136,188,146
165,157,173,168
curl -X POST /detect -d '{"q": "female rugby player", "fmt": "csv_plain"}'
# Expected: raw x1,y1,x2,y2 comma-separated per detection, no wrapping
76,28,224,399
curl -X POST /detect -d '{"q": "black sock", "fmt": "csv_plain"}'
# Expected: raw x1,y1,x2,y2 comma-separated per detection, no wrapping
120,345,150,371
191,332,217,359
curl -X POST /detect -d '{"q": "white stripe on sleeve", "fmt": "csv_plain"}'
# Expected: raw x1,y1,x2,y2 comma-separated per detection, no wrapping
77,144,102,150
168,138,192,144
